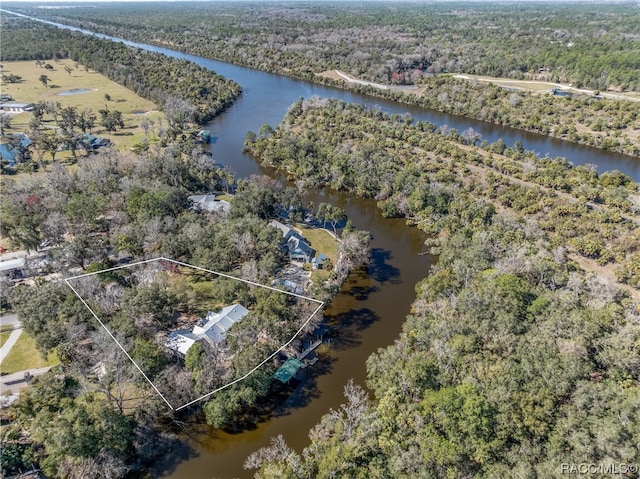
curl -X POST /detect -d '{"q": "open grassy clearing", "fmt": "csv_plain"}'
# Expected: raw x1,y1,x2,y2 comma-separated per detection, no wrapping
1,59,166,153
215,193,234,202
0,332,59,375
184,272,224,313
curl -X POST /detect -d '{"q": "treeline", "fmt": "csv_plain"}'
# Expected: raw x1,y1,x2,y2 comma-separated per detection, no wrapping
351,77,640,158
244,98,640,477
9,1,639,91
0,17,242,123
8,3,639,157
0,143,367,477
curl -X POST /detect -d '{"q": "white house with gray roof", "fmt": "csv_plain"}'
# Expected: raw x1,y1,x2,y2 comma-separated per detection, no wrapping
188,194,230,214
167,303,249,355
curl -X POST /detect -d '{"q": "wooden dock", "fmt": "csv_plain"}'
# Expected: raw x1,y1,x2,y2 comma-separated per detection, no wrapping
298,338,323,360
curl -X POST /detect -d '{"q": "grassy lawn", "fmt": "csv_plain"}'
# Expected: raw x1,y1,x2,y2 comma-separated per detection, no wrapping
188,278,222,312
216,193,234,202
0,331,11,349
294,224,339,284
1,59,166,156
294,225,339,264
0,332,59,375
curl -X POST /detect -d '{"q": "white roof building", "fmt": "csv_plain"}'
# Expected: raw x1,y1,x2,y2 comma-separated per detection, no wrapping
0,258,25,273
167,304,249,355
188,194,231,214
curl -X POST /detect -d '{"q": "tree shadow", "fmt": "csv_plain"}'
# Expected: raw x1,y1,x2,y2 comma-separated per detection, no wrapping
327,307,379,351
368,247,401,284
347,284,380,301
202,353,335,435
147,433,199,478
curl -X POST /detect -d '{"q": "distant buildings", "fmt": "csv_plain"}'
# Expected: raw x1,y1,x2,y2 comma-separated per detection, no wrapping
166,303,249,355
0,134,32,167
0,101,34,114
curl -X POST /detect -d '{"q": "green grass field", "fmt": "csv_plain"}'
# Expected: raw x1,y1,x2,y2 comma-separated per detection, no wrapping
294,225,338,263
1,59,166,155
0,332,59,375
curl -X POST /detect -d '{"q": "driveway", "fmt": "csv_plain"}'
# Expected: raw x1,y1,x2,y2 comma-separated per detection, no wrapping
0,327,23,363
0,313,20,328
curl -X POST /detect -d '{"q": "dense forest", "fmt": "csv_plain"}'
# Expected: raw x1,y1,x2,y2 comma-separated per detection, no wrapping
353,77,640,157
244,98,640,478
0,17,242,124
6,2,639,156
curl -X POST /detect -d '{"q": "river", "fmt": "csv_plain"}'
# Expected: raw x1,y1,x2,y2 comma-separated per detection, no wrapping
4,11,640,479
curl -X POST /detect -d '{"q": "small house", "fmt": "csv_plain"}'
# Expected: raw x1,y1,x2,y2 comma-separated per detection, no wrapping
0,257,26,279
0,102,34,113
83,134,111,149
0,134,31,167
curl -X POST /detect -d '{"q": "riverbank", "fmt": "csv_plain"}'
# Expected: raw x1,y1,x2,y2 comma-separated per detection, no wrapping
322,69,640,104
4,10,640,180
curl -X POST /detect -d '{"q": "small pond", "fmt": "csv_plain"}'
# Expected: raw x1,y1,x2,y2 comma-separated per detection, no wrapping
57,88,93,96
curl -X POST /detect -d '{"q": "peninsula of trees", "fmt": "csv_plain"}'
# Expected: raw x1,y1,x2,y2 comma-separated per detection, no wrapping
1,143,369,477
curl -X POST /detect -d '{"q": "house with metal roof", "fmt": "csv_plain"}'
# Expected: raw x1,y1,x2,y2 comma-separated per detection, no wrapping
0,134,31,167
269,220,316,263
0,102,34,113
188,194,231,214
273,358,304,383
167,304,249,355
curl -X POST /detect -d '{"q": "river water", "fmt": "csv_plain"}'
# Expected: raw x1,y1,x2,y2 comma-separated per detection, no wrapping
5,11,639,479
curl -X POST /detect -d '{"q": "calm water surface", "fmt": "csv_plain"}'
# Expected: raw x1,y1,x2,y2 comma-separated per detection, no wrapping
5,11,639,478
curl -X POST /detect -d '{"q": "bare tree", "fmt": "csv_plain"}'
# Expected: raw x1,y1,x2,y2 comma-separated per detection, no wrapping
244,435,301,472
328,379,370,440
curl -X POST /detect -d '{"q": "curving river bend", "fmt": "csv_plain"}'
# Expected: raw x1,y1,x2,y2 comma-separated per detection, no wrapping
5,11,639,478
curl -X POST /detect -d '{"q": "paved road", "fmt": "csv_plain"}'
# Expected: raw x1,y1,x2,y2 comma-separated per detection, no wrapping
0,366,52,406
0,313,19,328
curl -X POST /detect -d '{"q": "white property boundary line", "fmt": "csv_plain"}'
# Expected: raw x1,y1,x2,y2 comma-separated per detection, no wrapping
65,257,324,411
